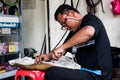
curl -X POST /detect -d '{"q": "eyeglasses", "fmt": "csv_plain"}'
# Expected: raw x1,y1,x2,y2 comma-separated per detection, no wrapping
60,12,79,30
61,18,67,30
61,12,69,30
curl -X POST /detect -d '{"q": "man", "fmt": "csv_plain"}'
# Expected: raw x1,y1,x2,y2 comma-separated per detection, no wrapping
35,4,112,80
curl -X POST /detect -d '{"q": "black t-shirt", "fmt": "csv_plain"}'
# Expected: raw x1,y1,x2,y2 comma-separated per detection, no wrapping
65,14,112,80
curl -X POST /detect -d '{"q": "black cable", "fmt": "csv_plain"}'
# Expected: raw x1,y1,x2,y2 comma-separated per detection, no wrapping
76,0,80,9
47,0,51,52
86,0,104,14
52,30,68,51
64,0,66,4
40,35,46,53
71,0,74,8
101,0,105,13
91,0,96,14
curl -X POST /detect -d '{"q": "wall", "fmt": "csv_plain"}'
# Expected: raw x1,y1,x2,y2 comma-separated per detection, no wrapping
23,0,46,53
23,0,120,53
99,0,120,47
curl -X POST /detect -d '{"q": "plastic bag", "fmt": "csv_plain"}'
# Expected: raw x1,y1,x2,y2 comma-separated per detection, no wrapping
9,57,35,65
9,56,81,70
43,56,81,69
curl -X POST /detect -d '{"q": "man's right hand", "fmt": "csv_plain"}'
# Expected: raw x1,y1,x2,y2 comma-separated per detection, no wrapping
35,53,52,64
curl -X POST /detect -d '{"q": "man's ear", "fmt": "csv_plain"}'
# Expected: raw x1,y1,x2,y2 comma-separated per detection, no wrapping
68,10,75,17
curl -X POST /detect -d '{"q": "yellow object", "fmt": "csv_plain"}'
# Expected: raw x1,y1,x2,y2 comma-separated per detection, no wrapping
0,70,6,74
9,44,15,52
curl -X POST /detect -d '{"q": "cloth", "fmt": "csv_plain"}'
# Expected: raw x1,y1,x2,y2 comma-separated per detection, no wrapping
9,57,35,65
80,68,101,75
9,56,81,70
43,56,81,69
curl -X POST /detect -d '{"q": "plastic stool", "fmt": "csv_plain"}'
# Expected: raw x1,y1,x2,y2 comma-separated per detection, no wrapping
15,68,45,80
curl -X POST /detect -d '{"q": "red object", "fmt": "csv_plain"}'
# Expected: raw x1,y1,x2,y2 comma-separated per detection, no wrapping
2,4,7,14
15,69,45,80
111,0,120,15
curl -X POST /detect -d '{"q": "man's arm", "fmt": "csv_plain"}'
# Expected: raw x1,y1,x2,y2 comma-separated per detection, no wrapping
60,26,95,51
50,26,95,61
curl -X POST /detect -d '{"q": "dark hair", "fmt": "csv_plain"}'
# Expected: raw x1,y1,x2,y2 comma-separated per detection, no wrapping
54,4,79,21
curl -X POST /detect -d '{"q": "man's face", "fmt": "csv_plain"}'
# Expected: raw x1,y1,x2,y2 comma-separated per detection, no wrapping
57,11,79,32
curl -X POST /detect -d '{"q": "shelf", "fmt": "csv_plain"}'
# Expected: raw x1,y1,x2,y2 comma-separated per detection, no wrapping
0,0,24,79
0,22,19,28
0,70,17,79
0,15,19,28
0,51,20,56
0,34,19,36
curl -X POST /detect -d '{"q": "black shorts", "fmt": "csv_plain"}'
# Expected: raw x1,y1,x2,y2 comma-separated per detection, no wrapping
45,66,102,80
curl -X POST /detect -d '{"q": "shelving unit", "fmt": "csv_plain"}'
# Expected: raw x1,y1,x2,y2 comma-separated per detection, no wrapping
0,70,17,79
0,0,24,79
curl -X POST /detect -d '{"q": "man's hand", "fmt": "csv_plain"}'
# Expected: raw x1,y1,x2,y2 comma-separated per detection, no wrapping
51,46,66,61
35,53,52,64
35,46,66,64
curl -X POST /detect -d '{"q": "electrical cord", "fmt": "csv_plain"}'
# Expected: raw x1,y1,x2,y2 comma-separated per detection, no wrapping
86,0,102,7
40,35,46,53
86,0,105,14
76,0,80,9
64,0,66,4
52,30,68,51
39,30,68,53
